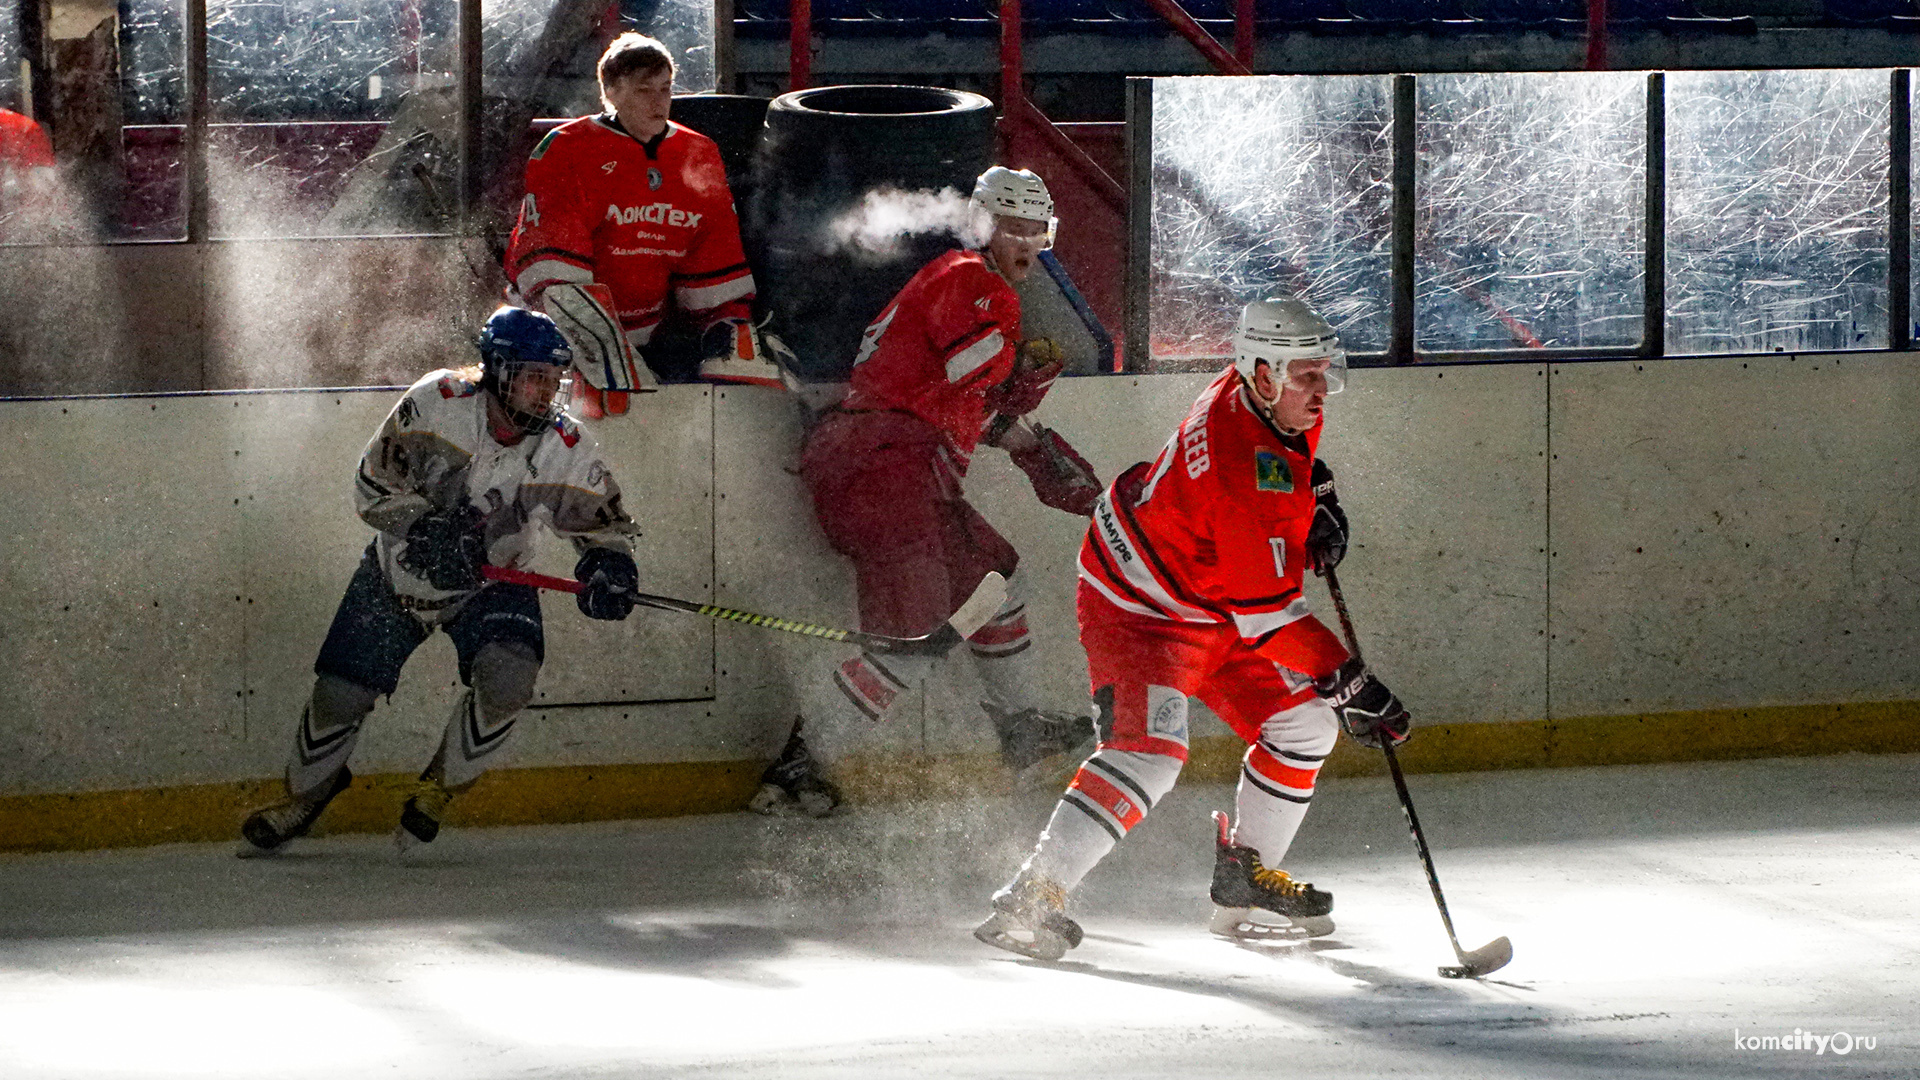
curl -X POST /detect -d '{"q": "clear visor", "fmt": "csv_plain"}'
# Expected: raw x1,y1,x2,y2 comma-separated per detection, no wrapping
995,215,1056,252
1282,351,1347,395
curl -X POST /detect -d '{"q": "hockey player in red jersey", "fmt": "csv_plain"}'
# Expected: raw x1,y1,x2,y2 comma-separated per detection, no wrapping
0,107,59,241
503,33,781,417
974,297,1413,960
238,307,642,855
749,167,1104,817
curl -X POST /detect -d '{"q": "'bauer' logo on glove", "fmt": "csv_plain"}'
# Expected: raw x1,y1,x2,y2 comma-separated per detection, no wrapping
1315,657,1411,749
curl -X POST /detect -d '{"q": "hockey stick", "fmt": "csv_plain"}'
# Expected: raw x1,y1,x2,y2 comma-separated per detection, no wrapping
1321,565,1513,980
480,565,1006,658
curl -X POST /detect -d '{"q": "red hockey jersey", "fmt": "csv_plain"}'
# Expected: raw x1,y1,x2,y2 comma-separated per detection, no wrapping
505,115,753,347
841,249,1022,469
1078,367,1349,679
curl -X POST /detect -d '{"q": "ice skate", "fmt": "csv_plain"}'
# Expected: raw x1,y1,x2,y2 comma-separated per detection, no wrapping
1207,811,1335,940
987,706,1093,773
973,875,1083,961
238,767,353,856
394,776,453,852
748,718,841,819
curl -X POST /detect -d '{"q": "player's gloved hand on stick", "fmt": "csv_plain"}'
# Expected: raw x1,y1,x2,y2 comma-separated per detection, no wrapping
399,504,488,591
574,546,638,621
1315,657,1411,748
985,338,1064,418
1306,458,1349,573
1009,424,1102,517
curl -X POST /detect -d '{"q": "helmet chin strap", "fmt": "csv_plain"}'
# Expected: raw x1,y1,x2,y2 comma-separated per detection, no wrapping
1243,367,1306,438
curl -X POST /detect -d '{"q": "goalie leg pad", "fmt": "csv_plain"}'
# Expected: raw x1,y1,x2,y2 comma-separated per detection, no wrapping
541,283,657,402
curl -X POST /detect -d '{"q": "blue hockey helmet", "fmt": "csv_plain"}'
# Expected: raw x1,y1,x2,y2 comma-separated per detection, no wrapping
477,306,574,434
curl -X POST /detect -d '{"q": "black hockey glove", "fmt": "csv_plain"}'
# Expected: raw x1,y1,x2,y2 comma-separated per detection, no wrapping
1315,657,1411,749
399,504,488,591
1305,458,1349,574
575,546,638,621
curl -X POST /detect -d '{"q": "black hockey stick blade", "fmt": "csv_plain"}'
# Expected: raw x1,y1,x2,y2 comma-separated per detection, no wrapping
1438,935,1513,979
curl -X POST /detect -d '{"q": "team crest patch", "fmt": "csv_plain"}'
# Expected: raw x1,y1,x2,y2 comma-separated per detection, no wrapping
1255,449,1293,493
647,167,663,191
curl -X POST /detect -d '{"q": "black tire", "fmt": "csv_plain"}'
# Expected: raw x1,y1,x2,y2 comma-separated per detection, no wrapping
747,85,997,382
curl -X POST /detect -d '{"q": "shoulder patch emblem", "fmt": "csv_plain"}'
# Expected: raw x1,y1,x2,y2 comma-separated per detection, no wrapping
396,397,419,426
647,166,663,190
1255,448,1293,493
530,128,560,160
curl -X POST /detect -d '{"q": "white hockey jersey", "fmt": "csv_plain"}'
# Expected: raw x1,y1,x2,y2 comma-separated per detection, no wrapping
353,369,639,606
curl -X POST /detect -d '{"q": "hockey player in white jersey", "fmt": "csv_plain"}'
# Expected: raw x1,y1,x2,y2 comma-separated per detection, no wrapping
241,307,642,853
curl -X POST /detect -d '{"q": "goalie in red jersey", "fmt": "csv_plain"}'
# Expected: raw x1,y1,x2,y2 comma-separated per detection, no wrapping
974,297,1414,960
748,167,1105,817
504,33,782,417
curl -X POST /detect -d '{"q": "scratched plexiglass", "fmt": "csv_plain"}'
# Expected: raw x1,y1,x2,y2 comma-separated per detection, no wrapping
1667,69,1889,354
1151,76,1393,370
485,0,716,115
1416,72,1645,352
204,0,459,237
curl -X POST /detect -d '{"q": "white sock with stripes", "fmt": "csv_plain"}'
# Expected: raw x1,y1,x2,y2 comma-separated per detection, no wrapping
1232,698,1338,866
1022,748,1183,892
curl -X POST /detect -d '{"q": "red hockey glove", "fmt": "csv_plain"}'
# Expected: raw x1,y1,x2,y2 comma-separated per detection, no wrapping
1009,424,1102,517
985,338,1064,418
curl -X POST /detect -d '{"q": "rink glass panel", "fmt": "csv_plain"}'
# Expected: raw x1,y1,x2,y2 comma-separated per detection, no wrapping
1666,69,1890,354
203,0,461,238
119,0,189,239
1415,73,1646,352
1149,75,1393,370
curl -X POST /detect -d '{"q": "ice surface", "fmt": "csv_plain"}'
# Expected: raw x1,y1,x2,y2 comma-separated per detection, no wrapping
0,754,1916,1078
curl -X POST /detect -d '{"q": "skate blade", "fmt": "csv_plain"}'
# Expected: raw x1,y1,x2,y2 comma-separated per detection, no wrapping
235,840,286,859
1209,906,1335,941
392,824,430,855
973,911,1070,961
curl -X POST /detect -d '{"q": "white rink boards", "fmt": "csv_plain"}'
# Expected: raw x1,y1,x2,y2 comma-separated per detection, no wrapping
1,353,1916,799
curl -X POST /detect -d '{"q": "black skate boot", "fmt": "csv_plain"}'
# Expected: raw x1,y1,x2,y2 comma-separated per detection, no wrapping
973,874,1084,961
394,774,454,851
1207,810,1335,939
987,706,1093,772
239,767,354,855
747,718,841,819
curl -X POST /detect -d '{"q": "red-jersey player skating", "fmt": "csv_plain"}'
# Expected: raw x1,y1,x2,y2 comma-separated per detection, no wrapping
504,33,781,417
748,167,1105,817
975,297,1414,959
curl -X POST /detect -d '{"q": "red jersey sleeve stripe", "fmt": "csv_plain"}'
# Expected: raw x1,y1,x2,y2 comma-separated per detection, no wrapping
943,329,1005,383
671,261,752,284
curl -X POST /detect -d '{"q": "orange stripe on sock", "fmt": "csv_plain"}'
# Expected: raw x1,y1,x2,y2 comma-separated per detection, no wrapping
1068,767,1146,832
1247,743,1319,793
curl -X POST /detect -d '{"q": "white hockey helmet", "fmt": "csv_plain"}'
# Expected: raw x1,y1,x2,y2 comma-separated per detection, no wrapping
1234,297,1347,396
971,166,1053,222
